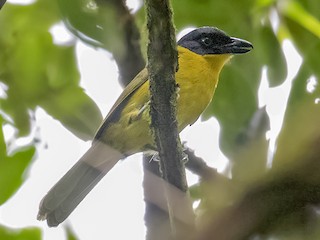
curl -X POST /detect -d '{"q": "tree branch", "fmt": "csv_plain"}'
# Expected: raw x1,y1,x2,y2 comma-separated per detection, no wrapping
145,0,194,238
143,158,195,240
184,147,222,180
94,0,145,86
146,0,186,193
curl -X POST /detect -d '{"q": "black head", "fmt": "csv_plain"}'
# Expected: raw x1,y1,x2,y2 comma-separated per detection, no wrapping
177,27,253,55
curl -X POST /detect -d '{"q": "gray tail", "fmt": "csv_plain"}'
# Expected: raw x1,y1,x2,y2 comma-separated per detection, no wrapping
37,141,124,227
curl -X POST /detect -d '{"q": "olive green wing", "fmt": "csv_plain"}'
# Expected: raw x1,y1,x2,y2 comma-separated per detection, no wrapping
106,68,148,119
94,68,149,140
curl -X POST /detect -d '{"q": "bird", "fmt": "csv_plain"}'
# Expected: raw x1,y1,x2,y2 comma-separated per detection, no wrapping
37,26,253,227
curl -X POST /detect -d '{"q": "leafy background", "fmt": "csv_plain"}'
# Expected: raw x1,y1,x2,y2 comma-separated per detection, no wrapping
1,0,320,239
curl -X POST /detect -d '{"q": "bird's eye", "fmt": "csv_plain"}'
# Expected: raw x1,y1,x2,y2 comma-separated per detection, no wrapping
201,37,212,46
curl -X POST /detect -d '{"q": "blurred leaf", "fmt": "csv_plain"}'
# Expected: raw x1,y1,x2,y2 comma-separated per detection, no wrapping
0,0,59,36
58,0,145,87
203,65,257,156
39,44,102,140
272,100,320,173
0,1,102,139
0,146,35,205
137,0,255,43
231,107,270,182
8,32,52,99
232,49,261,91
284,17,320,80
57,0,125,55
282,0,320,39
0,225,41,240
171,0,252,33
299,0,320,20
40,86,102,140
65,225,79,240
256,24,287,86
47,45,80,89
0,115,6,160
287,62,312,106
255,0,277,8
273,63,319,171
1,99,30,136
0,2,58,135
57,0,106,48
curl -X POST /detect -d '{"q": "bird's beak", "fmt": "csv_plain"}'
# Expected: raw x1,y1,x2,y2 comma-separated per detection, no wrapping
226,37,253,54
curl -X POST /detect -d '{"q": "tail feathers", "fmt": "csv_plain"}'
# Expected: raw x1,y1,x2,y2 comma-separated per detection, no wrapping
37,141,123,227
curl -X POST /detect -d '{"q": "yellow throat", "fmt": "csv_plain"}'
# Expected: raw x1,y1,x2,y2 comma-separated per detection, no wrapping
175,46,232,129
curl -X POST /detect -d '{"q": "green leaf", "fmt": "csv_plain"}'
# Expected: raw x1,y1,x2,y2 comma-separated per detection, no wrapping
136,0,255,40
272,99,320,171
300,0,320,20
65,225,79,240
47,45,80,89
0,225,41,240
57,0,106,47
233,52,261,92
0,115,6,160
0,99,31,136
57,0,125,54
231,107,270,182
284,17,320,79
0,1,102,139
273,64,320,171
256,25,287,87
0,1,59,135
171,0,252,33
0,146,35,205
287,62,312,107
282,0,320,39
255,0,277,8
40,86,102,140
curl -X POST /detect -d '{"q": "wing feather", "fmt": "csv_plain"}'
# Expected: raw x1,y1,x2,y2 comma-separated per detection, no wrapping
94,68,148,140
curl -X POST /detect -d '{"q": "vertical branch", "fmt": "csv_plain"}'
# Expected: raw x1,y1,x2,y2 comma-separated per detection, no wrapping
144,0,194,239
143,157,173,240
145,0,187,193
94,0,145,86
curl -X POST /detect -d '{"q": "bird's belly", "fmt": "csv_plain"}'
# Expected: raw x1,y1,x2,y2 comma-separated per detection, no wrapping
103,63,218,154
176,78,215,131
103,104,152,155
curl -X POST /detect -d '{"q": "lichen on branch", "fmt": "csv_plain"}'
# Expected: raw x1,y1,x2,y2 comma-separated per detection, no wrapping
145,0,187,192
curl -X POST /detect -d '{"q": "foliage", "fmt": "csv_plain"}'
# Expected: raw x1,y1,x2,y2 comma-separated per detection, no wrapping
0,225,41,240
0,0,102,139
0,0,320,239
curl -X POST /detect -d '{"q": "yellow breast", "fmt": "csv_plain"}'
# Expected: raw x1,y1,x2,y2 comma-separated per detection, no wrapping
104,46,232,154
175,47,232,130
